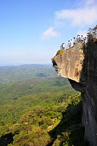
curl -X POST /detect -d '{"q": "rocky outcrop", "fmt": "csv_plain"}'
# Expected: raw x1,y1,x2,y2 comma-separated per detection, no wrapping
52,42,97,146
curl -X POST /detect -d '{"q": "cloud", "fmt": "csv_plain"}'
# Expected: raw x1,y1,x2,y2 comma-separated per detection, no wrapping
55,0,97,27
40,27,60,40
40,0,97,41
84,0,96,7
54,20,64,28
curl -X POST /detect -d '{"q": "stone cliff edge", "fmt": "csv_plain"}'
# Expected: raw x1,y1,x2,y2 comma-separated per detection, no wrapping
52,42,97,146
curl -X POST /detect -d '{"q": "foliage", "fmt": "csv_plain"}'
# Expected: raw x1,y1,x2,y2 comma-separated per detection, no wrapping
56,50,64,56
93,38,97,42
0,65,89,146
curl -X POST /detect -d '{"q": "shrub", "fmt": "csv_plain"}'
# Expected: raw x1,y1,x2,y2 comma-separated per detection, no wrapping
56,50,64,55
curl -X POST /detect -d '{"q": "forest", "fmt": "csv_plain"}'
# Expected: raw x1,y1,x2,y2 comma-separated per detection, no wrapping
0,65,89,146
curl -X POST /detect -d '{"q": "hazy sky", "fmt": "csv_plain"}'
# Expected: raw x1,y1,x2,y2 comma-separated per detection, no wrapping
0,0,97,65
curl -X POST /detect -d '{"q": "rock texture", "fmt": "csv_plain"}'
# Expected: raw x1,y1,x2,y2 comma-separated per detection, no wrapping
52,42,97,146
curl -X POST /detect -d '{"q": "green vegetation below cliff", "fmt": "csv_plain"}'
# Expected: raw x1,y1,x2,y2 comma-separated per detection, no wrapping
0,65,89,146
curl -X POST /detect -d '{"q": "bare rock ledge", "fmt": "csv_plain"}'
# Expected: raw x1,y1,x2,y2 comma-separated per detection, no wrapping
52,42,97,146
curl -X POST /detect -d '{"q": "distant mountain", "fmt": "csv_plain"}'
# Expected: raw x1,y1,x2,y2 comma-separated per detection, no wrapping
0,64,57,83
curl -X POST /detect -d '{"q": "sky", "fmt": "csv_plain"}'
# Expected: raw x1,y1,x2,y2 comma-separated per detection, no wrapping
0,0,97,66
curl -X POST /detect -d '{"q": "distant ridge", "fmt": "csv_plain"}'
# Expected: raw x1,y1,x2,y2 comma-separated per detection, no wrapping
0,64,56,83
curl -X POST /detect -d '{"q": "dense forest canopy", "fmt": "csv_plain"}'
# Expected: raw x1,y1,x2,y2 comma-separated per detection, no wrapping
0,65,89,146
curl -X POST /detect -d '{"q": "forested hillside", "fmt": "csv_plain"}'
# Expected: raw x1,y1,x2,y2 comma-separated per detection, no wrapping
0,65,89,146
0,64,57,83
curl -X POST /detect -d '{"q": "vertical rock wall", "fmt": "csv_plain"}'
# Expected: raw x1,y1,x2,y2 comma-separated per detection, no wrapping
52,42,97,146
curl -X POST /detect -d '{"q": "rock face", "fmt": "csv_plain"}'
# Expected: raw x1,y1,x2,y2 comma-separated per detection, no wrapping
52,42,97,146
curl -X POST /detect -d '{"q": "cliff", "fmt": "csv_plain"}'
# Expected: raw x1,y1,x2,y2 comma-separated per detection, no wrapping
52,41,97,146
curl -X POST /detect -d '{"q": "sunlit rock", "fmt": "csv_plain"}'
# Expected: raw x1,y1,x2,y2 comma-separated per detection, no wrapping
52,41,97,146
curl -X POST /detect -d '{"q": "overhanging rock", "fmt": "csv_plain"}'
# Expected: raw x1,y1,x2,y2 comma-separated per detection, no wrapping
52,42,97,146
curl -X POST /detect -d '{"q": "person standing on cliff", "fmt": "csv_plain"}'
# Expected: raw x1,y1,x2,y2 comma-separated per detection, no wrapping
60,43,65,49
80,35,84,43
77,35,80,43
73,37,76,46
63,43,65,49
70,39,73,47
68,40,71,48
84,37,88,44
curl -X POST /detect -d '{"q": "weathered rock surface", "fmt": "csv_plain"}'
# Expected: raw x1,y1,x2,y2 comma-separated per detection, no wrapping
52,42,97,146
